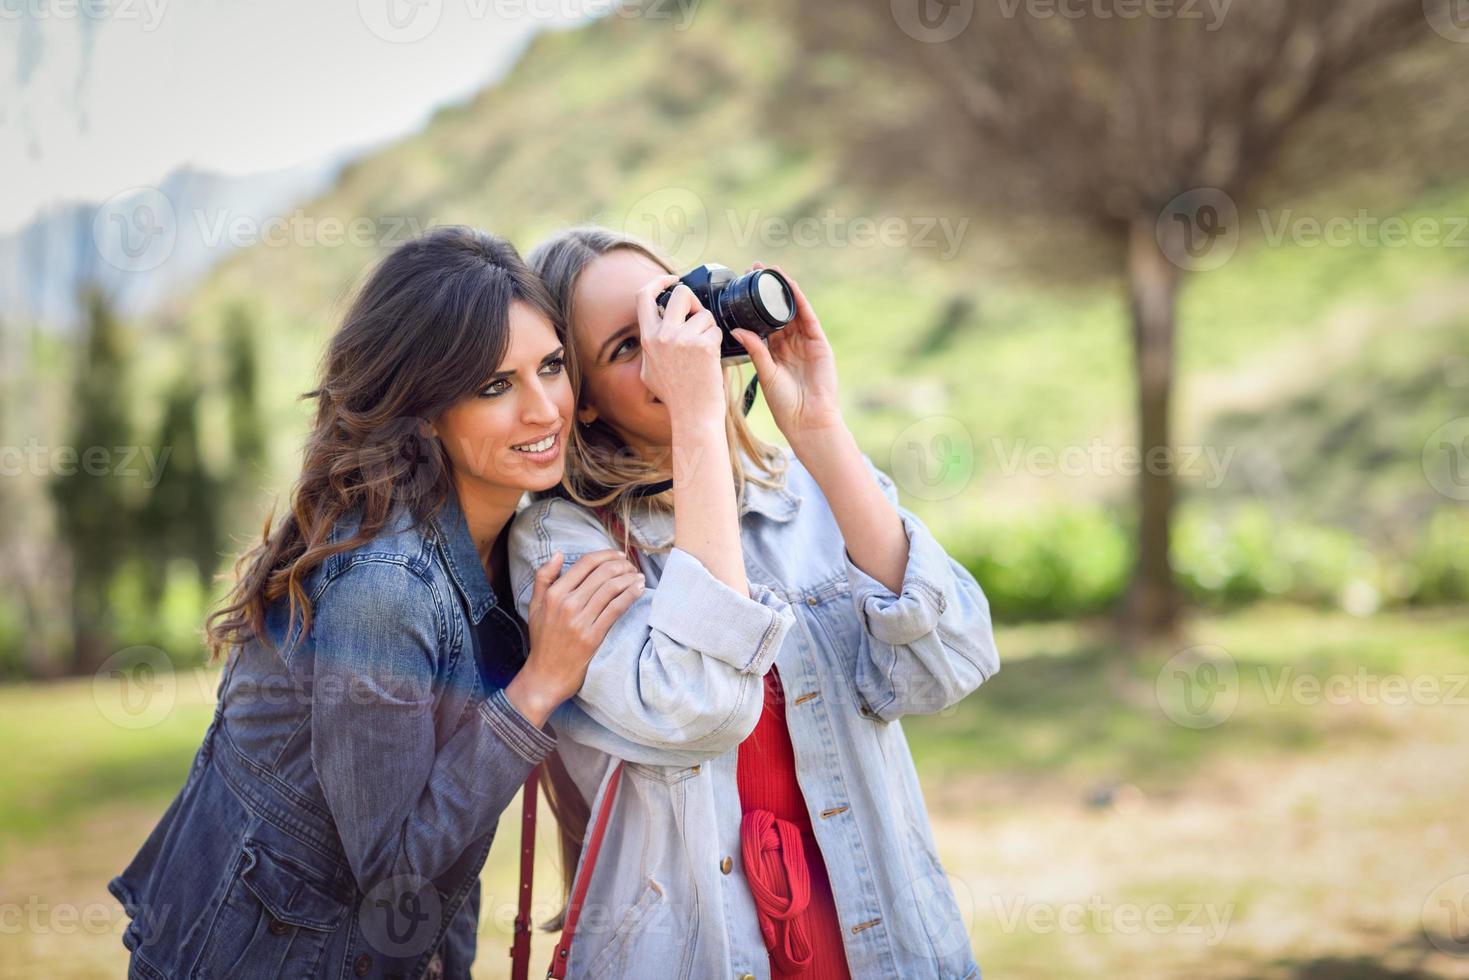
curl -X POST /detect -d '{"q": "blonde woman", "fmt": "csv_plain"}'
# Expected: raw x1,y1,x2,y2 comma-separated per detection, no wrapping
508,226,998,979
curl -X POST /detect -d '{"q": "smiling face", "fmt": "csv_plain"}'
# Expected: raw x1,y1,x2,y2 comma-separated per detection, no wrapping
433,299,573,502
570,248,679,459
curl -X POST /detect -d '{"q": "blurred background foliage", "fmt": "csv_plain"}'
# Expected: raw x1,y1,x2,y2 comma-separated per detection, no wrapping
3,0,1467,678
4,1,1469,977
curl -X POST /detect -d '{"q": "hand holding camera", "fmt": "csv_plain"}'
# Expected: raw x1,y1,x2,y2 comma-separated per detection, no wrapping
636,275,727,428
729,262,845,448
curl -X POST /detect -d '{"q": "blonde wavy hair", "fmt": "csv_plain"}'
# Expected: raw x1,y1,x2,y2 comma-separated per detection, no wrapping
526,225,787,554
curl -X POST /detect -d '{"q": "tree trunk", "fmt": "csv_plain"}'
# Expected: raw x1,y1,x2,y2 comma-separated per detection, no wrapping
1121,214,1182,637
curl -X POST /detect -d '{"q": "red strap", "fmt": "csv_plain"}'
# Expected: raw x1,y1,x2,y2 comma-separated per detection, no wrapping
548,760,626,979
510,770,539,980
511,505,636,979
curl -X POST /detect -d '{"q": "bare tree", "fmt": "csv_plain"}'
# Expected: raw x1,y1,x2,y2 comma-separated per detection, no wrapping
792,0,1454,635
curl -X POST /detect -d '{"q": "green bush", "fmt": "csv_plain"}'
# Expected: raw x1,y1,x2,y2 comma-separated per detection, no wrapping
947,502,1466,621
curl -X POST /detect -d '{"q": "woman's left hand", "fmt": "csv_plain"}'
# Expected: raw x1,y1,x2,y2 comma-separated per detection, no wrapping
731,262,845,445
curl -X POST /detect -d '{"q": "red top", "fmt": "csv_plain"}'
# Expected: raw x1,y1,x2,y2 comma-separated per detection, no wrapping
736,667,852,979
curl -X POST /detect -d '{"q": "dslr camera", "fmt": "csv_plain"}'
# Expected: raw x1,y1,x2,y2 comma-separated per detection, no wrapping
655,263,795,362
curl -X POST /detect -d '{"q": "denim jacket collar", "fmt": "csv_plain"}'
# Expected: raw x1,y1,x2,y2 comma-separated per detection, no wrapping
431,491,496,623
626,456,802,550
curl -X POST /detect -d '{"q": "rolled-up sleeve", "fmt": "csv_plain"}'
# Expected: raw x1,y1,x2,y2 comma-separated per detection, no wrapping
508,498,795,764
649,547,789,674
845,457,1000,720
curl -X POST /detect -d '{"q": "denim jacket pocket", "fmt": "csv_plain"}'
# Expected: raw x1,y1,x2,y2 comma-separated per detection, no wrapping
190,842,347,979
624,761,703,785
585,877,670,978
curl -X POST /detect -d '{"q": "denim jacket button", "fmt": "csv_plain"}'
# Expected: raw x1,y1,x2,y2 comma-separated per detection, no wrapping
720,855,733,874
353,953,372,976
267,917,289,936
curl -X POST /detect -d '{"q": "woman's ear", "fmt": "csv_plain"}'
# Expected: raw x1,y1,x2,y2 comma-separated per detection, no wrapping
577,404,598,426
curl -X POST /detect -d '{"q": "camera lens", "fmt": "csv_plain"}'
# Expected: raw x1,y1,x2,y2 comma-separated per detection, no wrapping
719,269,795,336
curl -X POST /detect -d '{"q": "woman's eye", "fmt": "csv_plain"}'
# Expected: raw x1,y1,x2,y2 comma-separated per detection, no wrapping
540,357,566,375
480,380,510,398
613,338,639,359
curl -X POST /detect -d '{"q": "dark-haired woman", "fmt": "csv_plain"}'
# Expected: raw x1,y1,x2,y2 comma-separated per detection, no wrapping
108,227,645,980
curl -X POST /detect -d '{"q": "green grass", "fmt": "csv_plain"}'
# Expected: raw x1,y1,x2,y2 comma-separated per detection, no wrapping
902,604,1469,788
3,606,1467,978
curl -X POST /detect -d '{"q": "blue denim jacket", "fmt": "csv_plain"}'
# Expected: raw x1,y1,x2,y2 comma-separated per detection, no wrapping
108,492,556,980
508,450,999,979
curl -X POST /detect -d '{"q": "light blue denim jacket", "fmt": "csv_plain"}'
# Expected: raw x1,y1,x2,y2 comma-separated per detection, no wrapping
508,450,998,979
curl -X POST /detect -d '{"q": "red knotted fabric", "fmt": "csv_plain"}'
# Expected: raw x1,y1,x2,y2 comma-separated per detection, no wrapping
736,667,852,979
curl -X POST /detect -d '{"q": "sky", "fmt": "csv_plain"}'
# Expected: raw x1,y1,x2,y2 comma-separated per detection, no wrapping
1,0,590,234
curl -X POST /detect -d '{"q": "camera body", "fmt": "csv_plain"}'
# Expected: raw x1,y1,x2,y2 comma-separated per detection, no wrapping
654,263,795,362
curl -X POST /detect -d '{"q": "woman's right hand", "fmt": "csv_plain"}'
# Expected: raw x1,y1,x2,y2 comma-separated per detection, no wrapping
504,549,644,727
635,276,726,427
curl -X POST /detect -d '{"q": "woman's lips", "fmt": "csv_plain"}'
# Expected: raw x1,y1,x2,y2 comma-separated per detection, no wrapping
510,431,562,464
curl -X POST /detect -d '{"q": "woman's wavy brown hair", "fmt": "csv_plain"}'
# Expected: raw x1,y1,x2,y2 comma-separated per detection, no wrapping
205,226,559,659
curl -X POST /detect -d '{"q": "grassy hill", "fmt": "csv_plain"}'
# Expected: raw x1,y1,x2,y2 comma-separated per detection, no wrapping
102,0,1468,623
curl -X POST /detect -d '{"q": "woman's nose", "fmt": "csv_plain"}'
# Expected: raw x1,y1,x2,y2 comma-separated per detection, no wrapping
523,379,561,425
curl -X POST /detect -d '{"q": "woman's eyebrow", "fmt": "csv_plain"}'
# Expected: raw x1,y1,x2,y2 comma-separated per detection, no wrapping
597,323,636,363
484,345,565,381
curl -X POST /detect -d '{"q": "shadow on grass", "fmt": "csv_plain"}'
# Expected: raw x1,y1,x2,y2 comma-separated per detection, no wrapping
1242,930,1465,980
